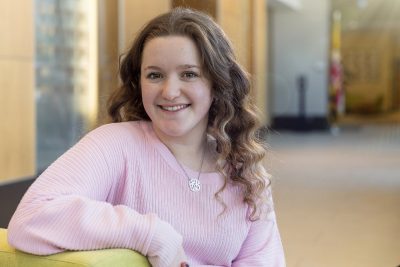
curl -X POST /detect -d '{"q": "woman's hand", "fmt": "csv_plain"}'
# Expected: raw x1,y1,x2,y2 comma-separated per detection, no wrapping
169,246,189,267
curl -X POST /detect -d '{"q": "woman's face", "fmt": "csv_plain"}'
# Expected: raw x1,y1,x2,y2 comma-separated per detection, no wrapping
140,36,213,142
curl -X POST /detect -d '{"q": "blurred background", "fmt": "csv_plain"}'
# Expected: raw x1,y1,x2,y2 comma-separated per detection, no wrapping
0,0,399,266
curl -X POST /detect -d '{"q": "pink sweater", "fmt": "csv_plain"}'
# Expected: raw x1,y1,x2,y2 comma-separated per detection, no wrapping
8,121,285,266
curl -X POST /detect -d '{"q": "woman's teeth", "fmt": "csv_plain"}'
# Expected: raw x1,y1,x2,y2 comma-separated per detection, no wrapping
160,104,189,111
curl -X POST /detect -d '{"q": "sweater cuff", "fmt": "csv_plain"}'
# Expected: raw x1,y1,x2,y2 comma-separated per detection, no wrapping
146,215,183,267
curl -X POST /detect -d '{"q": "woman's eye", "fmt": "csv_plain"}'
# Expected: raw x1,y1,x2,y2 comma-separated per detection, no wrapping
147,72,162,80
182,72,198,79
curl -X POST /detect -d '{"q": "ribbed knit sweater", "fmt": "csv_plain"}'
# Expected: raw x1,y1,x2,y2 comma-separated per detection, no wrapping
8,121,285,266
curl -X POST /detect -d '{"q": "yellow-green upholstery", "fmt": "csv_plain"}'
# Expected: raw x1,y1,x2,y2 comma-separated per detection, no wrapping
0,228,151,267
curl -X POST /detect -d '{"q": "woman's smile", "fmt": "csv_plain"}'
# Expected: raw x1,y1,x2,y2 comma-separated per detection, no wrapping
158,104,190,112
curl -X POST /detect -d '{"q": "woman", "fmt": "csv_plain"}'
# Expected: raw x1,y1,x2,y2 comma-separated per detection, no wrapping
8,8,285,267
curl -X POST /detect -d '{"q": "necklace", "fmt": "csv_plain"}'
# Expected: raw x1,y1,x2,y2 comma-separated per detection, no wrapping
176,149,205,192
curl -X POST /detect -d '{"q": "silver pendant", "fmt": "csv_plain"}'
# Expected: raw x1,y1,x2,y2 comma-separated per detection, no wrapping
188,178,201,192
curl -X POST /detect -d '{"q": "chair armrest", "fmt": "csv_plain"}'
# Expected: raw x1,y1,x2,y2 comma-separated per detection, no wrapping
0,228,151,267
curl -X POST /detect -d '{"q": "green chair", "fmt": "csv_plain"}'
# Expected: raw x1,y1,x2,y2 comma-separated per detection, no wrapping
0,228,151,267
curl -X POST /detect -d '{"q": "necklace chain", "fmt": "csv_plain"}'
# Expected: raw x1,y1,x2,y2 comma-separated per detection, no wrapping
176,149,205,192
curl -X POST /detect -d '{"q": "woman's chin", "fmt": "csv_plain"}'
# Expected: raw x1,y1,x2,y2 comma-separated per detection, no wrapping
153,124,187,138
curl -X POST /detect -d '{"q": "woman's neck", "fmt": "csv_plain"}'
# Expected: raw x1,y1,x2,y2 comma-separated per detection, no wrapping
153,130,207,171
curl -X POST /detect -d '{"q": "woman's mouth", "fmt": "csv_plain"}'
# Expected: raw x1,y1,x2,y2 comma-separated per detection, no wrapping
159,104,190,111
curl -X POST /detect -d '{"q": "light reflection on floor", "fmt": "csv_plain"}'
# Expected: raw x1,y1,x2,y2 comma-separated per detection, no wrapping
268,124,400,267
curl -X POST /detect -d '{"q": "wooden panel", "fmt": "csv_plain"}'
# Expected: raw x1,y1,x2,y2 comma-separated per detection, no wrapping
251,0,268,124
218,0,268,124
172,0,217,19
218,0,251,71
0,60,35,181
0,0,34,58
0,0,35,182
97,0,119,124
120,0,170,52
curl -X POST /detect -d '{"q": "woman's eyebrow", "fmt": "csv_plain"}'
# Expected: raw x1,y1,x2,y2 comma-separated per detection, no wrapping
178,64,200,69
143,65,162,71
143,64,200,70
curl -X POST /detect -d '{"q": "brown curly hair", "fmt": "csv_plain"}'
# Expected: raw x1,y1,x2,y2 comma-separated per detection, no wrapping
107,7,270,221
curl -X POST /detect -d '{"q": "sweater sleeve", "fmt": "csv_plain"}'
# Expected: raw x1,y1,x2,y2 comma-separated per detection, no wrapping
7,127,182,266
231,210,286,267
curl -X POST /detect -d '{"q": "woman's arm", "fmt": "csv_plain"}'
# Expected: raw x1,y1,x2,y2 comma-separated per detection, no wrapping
232,211,286,267
7,127,182,266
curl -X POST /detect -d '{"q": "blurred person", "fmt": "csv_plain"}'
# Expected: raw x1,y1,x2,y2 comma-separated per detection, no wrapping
8,8,285,267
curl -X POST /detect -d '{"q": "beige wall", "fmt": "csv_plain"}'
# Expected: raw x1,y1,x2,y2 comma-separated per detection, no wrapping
251,0,269,124
218,0,268,124
218,0,252,72
120,0,171,53
98,0,119,124
172,0,217,18
0,0,35,181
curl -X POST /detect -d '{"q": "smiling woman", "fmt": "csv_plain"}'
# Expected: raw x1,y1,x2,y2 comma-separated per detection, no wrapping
140,36,213,147
7,7,285,267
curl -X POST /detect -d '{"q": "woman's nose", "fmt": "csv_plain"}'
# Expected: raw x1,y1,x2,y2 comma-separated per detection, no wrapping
161,77,181,100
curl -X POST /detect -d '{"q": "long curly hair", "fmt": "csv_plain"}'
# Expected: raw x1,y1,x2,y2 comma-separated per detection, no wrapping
107,7,270,221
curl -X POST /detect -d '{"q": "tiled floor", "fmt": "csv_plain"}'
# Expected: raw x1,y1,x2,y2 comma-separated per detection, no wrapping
268,124,400,267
